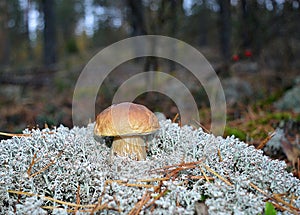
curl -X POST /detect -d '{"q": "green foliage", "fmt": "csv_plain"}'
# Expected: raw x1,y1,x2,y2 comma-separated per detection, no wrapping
264,202,277,215
199,194,209,202
243,112,294,140
256,90,285,108
225,126,247,141
66,38,79,54
251,112,292,126
54,77,69,93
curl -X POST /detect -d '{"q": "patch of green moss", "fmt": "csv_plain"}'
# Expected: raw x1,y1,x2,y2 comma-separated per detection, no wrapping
296,114,300,122
225,127,247,141
250,131,268,140
256,90,284,108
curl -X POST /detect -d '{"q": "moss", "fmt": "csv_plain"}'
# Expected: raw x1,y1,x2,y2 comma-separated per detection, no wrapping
242,112,295,142
224,126,247,141
256,89,285,108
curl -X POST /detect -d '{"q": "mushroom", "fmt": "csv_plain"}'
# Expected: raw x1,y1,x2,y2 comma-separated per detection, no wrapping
94,102,160,160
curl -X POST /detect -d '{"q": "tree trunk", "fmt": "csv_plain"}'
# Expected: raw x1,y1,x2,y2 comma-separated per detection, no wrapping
126,0,147,36
168,0,178,72
42,0,56,67
0,1,10,66
219,0,231,63
241,0,251,49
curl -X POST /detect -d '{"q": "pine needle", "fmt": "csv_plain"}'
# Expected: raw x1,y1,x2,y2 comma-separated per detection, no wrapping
7,190,95,208
257,131,276,150
249,183,300,214
201,163,233,186
0,131,31,137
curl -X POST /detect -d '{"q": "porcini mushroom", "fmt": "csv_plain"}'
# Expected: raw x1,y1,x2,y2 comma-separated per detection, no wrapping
94,102,160,160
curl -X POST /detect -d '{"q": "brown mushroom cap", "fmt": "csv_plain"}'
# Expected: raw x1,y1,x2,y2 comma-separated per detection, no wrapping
94,102,160,137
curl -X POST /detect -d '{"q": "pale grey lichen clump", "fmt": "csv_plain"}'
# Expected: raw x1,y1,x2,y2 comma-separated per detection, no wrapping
275,86,300,113
0,120,299,214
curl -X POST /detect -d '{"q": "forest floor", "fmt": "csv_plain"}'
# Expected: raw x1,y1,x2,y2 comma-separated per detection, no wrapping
0,47,299,178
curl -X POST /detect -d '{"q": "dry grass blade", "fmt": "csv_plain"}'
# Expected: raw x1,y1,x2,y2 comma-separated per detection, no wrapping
187,175,214,181
90,202,110,214
27,153,37,176
0,131,31,137
90,184,106,214
128,180,165,215
193,119,211,134
201,163,233,186
90,180,121,214
119,183,156,188
273,193,300,213
249,183,300,214
127,159,210,213
172,113,179,123
146,188,169,211
198,166,210,182
249,182,268,195
149,159,203,174
112,195,121,213
41,206,90,213
297,158,300,178
128,191,150,215
105,179,157,189
7,190,95,208
73,184,81,214
29,151,63,178
217,149,223,162
257,131,276,150
137,177,170,182
29,160,55,178
41,205,119,213
0,131,55,137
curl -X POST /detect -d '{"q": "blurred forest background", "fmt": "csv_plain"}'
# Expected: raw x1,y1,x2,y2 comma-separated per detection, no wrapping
0,0,300,172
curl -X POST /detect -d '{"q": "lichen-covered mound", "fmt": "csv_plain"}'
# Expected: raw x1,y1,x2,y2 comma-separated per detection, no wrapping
0,120,299,214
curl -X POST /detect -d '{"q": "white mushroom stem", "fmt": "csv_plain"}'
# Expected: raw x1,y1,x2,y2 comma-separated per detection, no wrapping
111,136,146,160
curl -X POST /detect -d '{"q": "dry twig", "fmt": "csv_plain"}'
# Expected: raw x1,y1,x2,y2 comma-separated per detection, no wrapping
201,163,233,186
257,131,276,150
27,153,38,176
0,131,54,137
28,151,63,178
73,184,81,214
8,190,95,208
193,119,211,134
128,191,151,215
0,131,32,137
217,149,223,162
249,182,300,215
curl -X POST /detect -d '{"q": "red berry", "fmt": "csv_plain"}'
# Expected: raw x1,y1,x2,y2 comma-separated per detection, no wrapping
244,50,252,57
232,54,239,62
